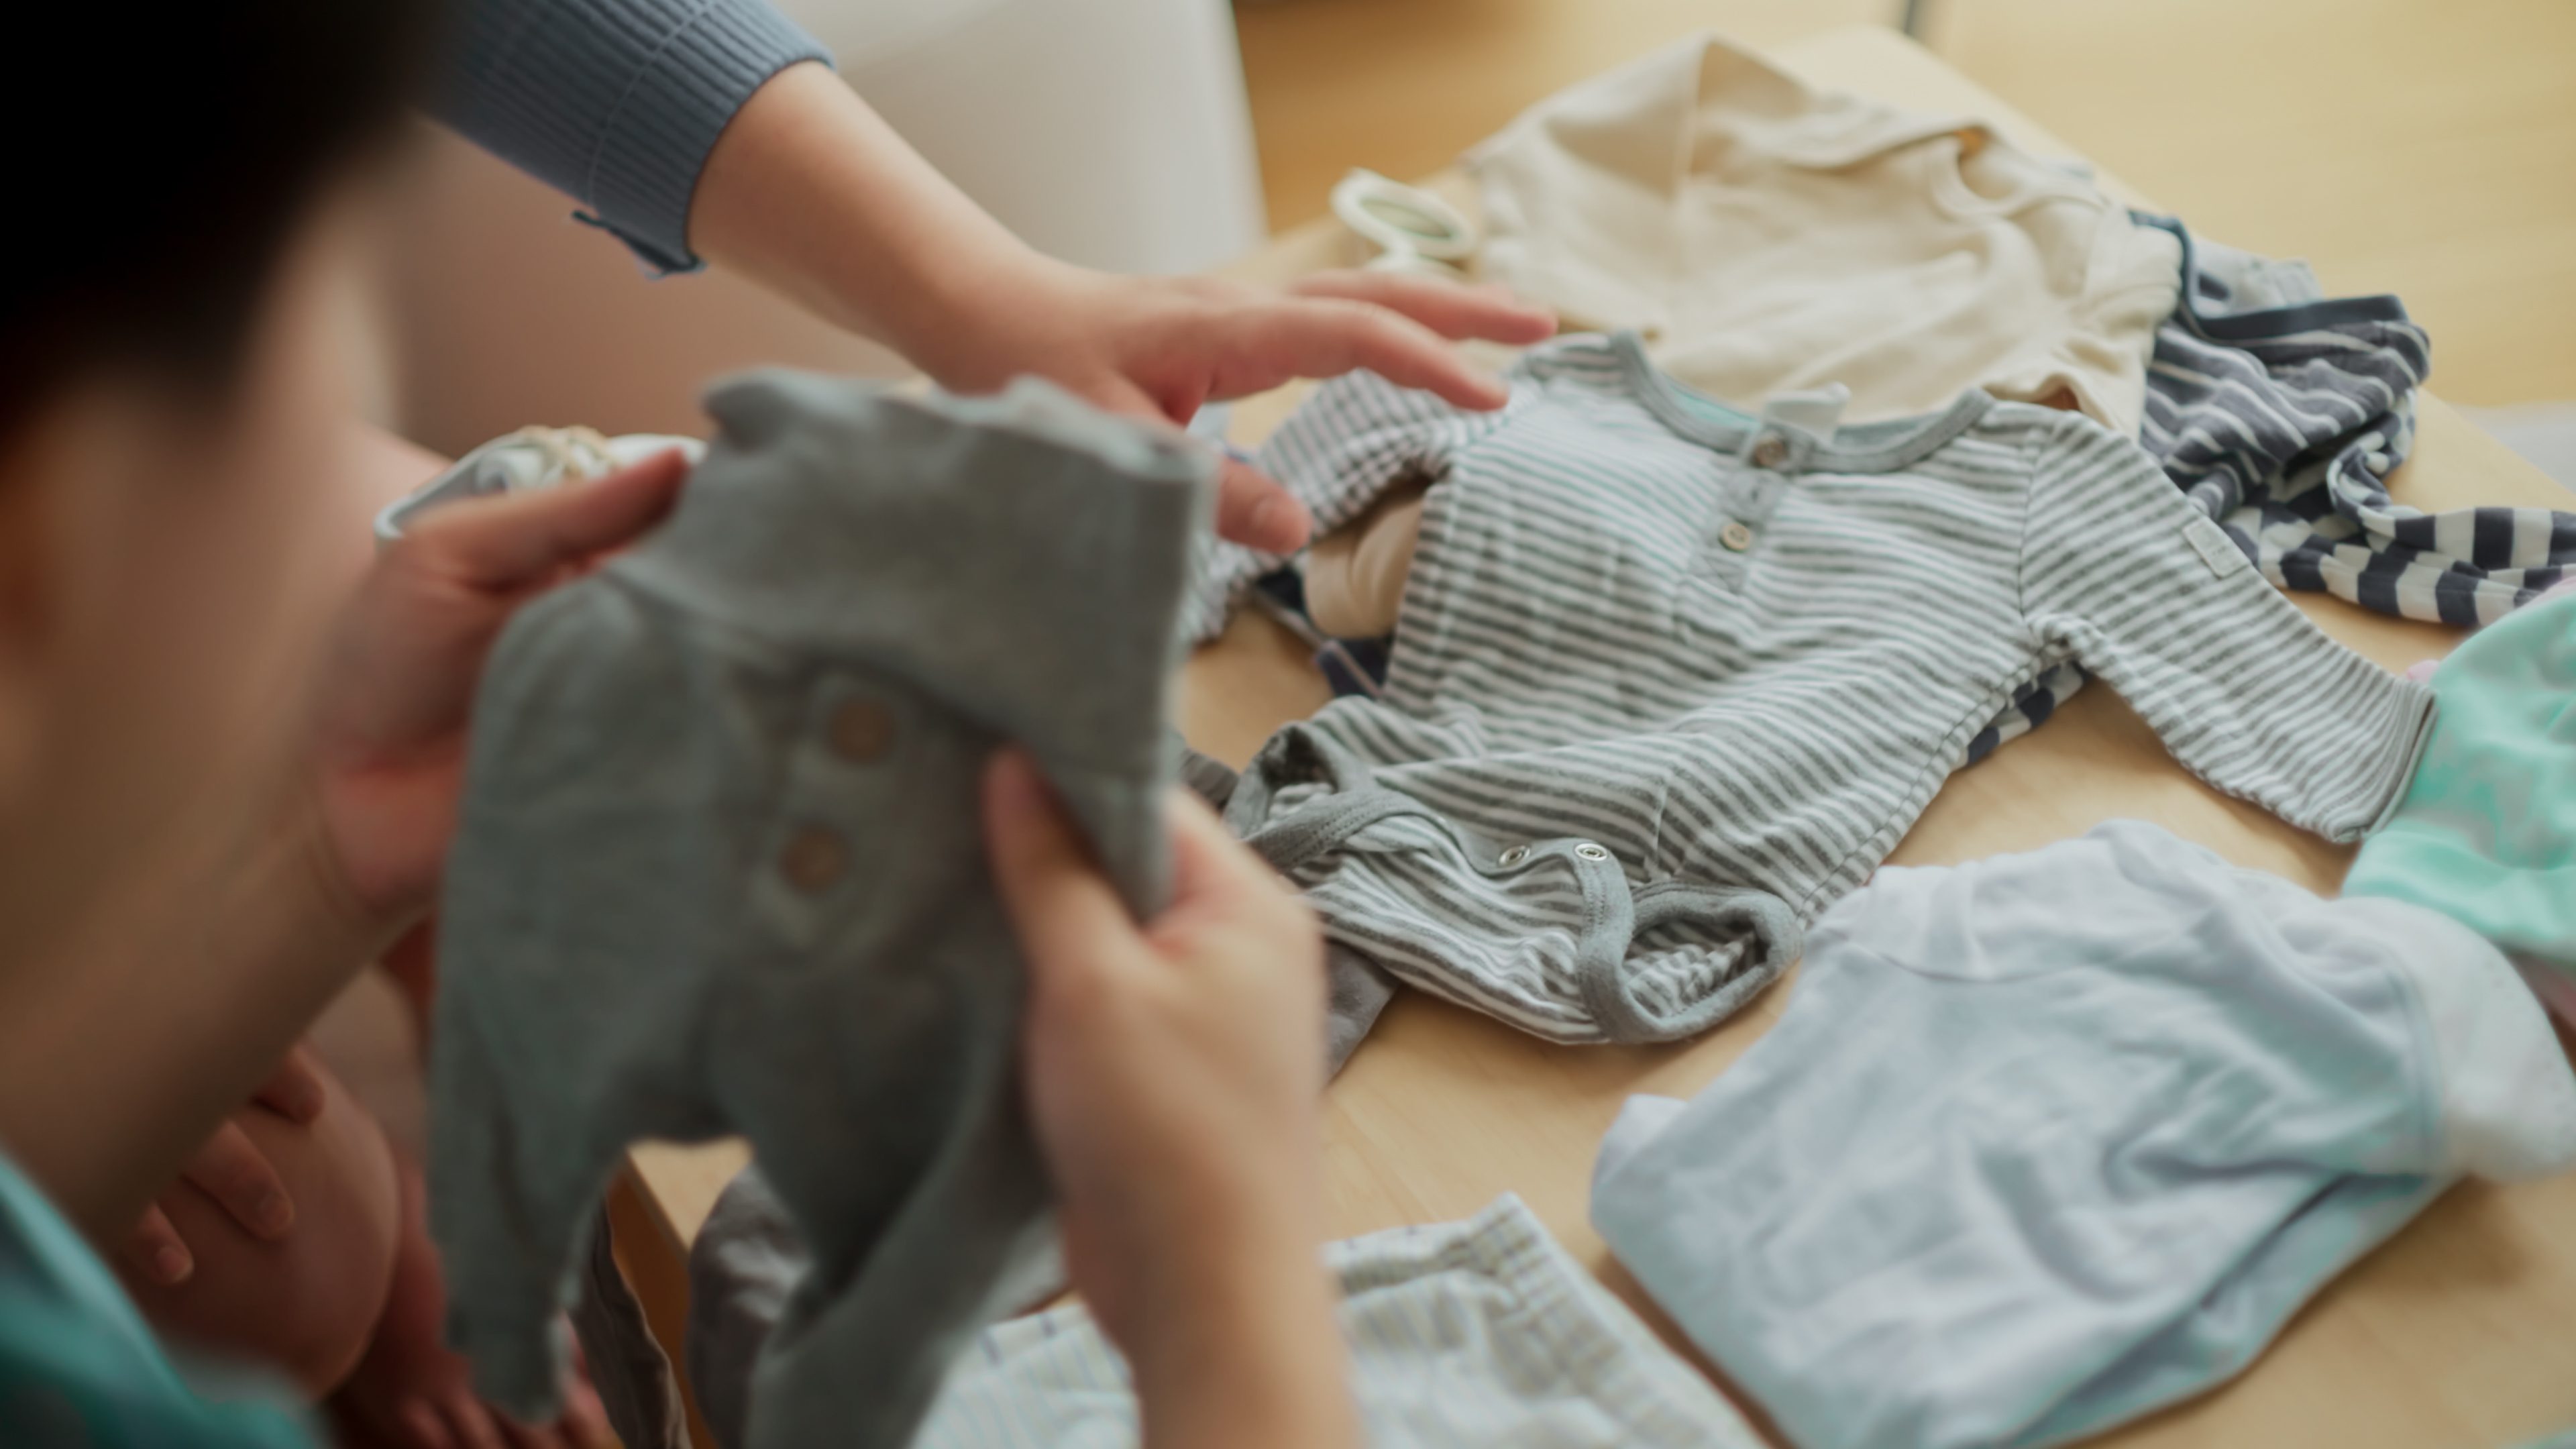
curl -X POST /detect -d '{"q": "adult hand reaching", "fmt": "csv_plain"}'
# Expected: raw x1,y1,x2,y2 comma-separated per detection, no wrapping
309,451,690,928
690,62,1557,556
921,266,1557,553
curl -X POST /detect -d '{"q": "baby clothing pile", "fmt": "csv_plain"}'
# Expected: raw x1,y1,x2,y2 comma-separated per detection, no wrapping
1177,30,2576,1449
417,31,2576,1449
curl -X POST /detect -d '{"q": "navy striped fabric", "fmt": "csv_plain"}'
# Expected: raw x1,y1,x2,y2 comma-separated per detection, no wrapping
1195,334,2432,1045
435,0,831,272
2138,215,2574,627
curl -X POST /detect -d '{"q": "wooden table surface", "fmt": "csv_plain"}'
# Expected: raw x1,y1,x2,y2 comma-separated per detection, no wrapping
625,25,2576,1448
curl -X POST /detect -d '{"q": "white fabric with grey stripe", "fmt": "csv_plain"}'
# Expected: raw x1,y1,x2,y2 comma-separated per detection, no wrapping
910,1193,1761,1449
1198,333,2434,1045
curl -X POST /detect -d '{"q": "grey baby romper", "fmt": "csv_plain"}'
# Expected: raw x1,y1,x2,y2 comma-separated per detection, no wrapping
426,372,1211,1449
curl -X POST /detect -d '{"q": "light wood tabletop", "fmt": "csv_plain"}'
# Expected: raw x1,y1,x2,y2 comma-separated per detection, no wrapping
622,25,2576,1448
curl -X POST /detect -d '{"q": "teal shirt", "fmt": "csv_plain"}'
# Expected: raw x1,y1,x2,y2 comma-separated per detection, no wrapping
0,1150,313,1447
2343,590,2576,969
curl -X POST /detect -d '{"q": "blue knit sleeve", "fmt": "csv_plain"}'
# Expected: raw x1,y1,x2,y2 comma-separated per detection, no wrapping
433,0,833,275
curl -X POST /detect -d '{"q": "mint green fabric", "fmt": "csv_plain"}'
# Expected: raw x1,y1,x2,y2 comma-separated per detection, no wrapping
2344,592,2576,969
0,1149,312,1447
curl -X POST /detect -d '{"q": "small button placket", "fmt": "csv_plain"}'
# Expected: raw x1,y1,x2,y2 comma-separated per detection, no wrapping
783,695,900,894
757,682,908,948
1711,429,1806,557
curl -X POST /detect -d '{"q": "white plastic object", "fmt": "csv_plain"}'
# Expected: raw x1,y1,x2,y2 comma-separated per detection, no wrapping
373,429,704,543
1332,168,1479,280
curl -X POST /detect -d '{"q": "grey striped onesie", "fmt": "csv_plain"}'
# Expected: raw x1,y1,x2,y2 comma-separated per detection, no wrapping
1206,333,2436,1045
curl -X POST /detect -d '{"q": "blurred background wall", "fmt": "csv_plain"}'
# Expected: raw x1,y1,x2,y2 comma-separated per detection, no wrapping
368,0,2575,456
377,0,1266,453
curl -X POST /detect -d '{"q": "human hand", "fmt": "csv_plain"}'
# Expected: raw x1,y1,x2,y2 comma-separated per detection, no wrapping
929,266,1556,553
307,451,689,929
983,751,1357,1448
689,63,1548,556
121,1046,328,1285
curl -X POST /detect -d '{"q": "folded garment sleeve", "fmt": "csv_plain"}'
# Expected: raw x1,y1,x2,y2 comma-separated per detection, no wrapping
433,0,833,274
1181,370,1511,641
2017,411,2437,843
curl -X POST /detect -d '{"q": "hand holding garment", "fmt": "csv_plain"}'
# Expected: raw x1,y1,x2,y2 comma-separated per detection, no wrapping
906,1194,1763,1449
1194,334,2432,1046
2345,587,2576,1022
1591,821,2576,1449
1467,33,2181,433
427,373,1210,1449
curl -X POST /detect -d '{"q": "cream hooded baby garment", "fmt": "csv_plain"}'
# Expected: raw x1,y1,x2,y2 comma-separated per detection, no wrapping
1468,34,2181,433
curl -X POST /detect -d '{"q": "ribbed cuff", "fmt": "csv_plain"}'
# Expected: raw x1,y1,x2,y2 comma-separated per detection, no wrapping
586,0,830,274
436,0,832,276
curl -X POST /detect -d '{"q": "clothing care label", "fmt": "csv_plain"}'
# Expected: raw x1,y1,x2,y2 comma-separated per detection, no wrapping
2185,515,2254,580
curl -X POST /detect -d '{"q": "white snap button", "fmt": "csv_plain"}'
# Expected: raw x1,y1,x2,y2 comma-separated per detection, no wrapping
1497,845,1531,867
1719,521,1756,552
1750,435,1789,469
1574,842,1611,861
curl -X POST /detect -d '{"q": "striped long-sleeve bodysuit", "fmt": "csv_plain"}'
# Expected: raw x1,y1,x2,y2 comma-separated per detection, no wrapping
1205,333,2436,1045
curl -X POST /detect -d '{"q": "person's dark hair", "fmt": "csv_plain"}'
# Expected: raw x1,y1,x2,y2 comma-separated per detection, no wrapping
0,0,442,435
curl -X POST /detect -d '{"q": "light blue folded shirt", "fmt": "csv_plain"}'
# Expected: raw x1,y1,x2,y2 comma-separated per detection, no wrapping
1593,820,2576,1449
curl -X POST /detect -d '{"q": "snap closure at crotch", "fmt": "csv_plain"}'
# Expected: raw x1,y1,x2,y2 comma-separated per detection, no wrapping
779,826,849,892
1574,841,1613,861
1497,845,1532,867
828,699,898,762
1717,521,1756,553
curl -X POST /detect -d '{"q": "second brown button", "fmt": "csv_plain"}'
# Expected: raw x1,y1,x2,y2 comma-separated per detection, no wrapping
1750,435,1789,470
780,825,849,892
829,699,898,762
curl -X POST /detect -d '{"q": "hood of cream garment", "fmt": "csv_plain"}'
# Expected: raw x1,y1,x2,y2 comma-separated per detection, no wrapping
1468,33,2183,433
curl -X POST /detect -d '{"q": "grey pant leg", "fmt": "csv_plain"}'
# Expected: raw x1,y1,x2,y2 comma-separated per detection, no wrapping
569,1202,687,1449
1326,942,1397,1075
1179,739,1398,1075
684,1168,807,1449
1175,741,1242,812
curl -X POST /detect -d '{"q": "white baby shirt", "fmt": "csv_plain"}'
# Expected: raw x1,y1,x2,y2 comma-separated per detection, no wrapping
1468,32,2182,433
909,1194,1760,1449
1591,820,2576,1449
